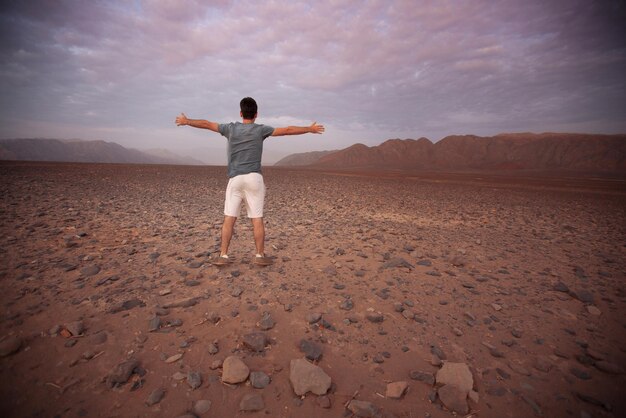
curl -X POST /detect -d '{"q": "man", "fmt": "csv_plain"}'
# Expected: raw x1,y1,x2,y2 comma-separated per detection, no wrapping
175,97,325,266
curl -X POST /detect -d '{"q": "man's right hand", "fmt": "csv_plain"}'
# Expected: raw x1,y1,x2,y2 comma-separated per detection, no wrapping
175,113,188,126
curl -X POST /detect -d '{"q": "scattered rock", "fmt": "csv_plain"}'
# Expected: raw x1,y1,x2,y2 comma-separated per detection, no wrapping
299,339,323,361
586,305,601,316
258,312,275,330
249,371,271,389
409,370,435,385
239,393,264,412
0,336,22,357
570,289,594,304
172,372,186,380
594,361,623,374
366,312,384,323
65,320,85,336
222,356,250,384
508,362,531,376
243,332,269,352
289,358,331,396
347,400,381,418
207,342,219,355
165,353,183,363
89,331,107,345
106,358,140,388
436,362,473,393
521,394,543,416
570,367,592,380
187,371,203,389
148,316,161,332
430,344,447,360
107,298,146,314
81,265,100,276
145,388,165,406
339,299,354,310
193,399,212,414
553,281,569,293
162,297,200,309
386,381,408,399
381,257,414,270
533,356,552,372
306,312,322,324
438,384,469,414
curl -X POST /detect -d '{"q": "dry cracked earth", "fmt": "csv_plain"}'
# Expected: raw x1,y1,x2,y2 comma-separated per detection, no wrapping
0,161,625,418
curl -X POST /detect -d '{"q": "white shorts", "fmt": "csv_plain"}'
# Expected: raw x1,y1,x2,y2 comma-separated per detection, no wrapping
224,172,265,218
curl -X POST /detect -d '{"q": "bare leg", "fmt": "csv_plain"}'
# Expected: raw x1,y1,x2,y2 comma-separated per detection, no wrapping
220,215,237,256
251,217,265,255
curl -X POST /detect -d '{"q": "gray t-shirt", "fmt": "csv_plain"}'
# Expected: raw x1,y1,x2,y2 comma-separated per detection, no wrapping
218,122,274,178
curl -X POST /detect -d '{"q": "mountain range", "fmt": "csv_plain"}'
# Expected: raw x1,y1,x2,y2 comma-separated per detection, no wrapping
0,138,204,165
275,133,626,174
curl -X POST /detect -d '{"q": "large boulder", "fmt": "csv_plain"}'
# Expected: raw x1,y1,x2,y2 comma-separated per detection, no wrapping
436,362,473,393
289,358,331,396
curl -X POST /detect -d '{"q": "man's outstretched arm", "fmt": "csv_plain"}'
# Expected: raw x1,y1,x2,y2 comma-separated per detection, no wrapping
271,122,325,137
175,113,219,133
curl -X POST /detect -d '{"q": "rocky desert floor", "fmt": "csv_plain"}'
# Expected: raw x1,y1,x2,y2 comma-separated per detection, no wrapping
0,161,625,418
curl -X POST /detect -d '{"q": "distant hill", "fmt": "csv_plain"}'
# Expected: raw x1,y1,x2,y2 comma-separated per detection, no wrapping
274,150,338,166
0,138,204,165
276,133,626,174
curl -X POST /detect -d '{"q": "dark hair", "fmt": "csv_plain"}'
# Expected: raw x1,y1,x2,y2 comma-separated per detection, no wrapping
240,97,258,119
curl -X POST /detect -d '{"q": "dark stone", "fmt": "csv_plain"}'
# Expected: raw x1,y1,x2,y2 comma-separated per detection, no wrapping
145,388,165,406
162,297,200,309
187,371,203,389
570,367,592,380
574,392,612,411
259,312,275,330
148,316,161,332
319,318,336,331
570,289,594,304
366,313,384,323
81,265,100,277
553,282,569,293
243,332,269,352
430,344,447,360
381,258,414,270
106,358,140,388
306,312,322,324
339,299,354,310
0,336,22,357
299,339,323,361
239,393,264,411
347,400,381,417
249,371,271,389
409,370,435,385
107,298,146,314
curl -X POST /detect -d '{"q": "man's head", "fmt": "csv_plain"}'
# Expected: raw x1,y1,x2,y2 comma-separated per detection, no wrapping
240,97,258,120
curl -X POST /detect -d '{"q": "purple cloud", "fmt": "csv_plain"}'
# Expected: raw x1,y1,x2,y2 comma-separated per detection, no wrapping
0,0,624,162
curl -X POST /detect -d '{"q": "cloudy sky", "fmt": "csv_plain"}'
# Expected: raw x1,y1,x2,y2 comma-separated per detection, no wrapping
1,0,625,163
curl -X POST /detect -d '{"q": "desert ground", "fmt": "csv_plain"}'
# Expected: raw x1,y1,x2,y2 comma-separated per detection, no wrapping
0,161,624,418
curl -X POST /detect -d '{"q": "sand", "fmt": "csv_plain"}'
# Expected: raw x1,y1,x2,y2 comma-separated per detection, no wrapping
0,161,624,417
